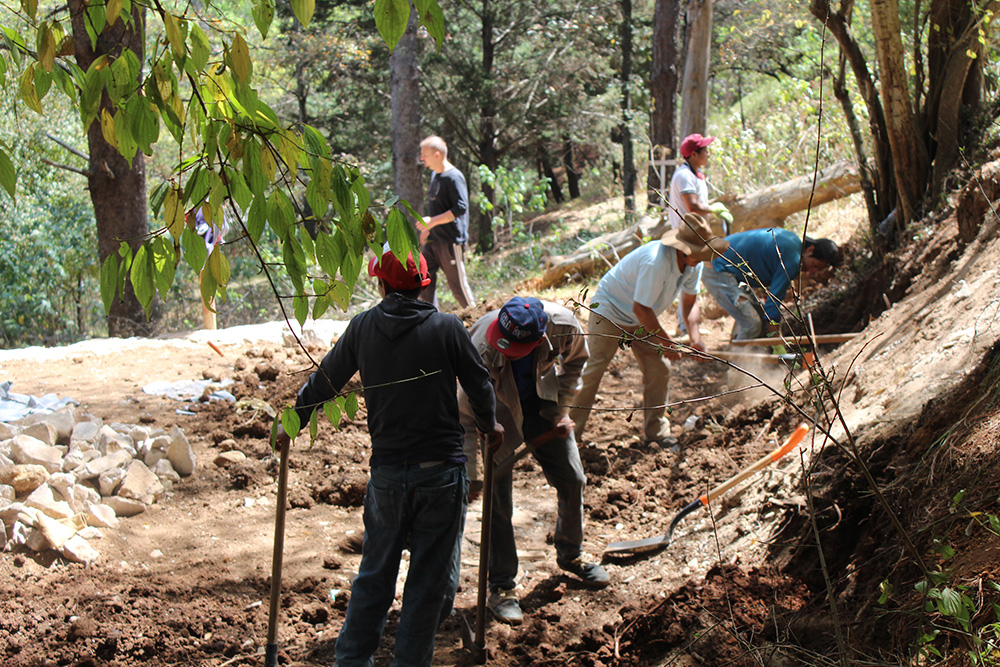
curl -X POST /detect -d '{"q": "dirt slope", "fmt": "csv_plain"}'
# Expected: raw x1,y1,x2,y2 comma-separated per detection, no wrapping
2,173,1000,666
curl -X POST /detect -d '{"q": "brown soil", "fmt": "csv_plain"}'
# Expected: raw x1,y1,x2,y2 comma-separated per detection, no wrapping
3,171,1000,666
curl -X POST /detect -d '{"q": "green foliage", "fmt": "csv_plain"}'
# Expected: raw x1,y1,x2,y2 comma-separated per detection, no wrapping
477,164,549,242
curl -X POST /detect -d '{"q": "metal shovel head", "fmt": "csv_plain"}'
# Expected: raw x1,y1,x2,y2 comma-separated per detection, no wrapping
603,532,670,555
460,610,488,664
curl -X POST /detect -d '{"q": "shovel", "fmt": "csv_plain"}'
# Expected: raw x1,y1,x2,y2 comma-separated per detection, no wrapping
265,431,292,667
603,423,810,556
461,441,494,663
708,350,816,367
492,426,562,481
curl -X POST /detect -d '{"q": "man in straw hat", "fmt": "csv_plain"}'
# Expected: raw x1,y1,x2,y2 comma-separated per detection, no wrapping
277,245,503,667
569,214,728,450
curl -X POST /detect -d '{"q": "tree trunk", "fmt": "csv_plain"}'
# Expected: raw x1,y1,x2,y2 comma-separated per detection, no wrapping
69,0,154,337
810,0,895,223
390,7,423,226
476,0,498,252
834,48,880,236
870,0,929,226
648,0,682,209
563,136,581,199
619,0,636,224
679,0,713,137
538,143,563,203
716,161,862,232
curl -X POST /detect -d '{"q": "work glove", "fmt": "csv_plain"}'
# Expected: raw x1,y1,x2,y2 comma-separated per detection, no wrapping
709,201,733,231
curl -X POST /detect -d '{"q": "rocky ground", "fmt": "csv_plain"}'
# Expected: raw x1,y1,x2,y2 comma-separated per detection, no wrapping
3,169,1000,666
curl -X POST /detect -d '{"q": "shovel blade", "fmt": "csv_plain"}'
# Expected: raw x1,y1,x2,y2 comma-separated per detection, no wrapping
460,610,488,664
603,533,669,555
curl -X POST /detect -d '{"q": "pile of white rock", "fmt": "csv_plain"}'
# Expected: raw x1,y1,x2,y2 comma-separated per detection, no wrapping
0,406,196,565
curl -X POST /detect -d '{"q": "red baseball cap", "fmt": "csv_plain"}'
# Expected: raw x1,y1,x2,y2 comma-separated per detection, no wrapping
680,133,715,159
367,246,431,291
486,297,548,358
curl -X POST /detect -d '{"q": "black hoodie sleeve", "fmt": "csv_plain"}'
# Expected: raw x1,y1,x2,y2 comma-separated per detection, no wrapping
293,319,361,427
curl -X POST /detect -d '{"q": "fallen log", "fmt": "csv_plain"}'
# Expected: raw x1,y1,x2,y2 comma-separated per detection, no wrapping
716,160,862,232
540,216,670,289
728,333,860,347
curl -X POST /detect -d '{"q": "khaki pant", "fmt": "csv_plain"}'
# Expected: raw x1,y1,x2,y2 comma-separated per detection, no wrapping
420,239,474,309
569,311,672,442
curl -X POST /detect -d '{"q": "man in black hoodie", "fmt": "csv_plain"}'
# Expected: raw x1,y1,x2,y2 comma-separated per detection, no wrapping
277,246,502,667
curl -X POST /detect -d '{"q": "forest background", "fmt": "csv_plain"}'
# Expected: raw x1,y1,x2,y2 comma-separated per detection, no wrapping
0,0,997,348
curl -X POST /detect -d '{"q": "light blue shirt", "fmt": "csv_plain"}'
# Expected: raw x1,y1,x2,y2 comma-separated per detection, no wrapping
591,241,695,327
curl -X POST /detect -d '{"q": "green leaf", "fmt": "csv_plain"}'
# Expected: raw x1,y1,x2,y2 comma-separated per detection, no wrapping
344,391,359,419
252,0,275,39
316,231,344,279
373,0,409,51
0,148,15,201
340,241,362,291
130,244,155,315
208,245,231,287
281,407,301,440
163,12,185,59
106,0,123,27
291,0,315,27
282,233,307,292
163,187,185,238
19,63,42,114
189,23,210,72
227,168,253,212
100,253,118,313
21,0,38,21
182,226,208,273
308,407,318,444
413,0,445,50
312,294,331,319
328,280,350,311
200,266,217,308
150,235,177,297
323,400,341,429
229,33,251,83
293,294,308,326
247,198,266,243
386,208,416,260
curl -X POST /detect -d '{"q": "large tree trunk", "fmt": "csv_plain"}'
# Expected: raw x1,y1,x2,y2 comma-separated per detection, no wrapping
811,0,895,225
390,7,423,226
563,136,581,199
619,0,636,223
648,0,682,209
870,0,929,226
679,0,713,137
476,0,498,252
718,160,862,232
69,0,154,337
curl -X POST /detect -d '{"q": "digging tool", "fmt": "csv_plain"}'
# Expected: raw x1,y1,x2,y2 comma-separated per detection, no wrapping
461,442,495,663
603,423,810,556
708,350,816,367
727,333,859,347
265,432,292,667
492,426,563,481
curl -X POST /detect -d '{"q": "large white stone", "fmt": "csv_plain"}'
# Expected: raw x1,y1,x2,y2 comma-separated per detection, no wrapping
0,422,18,440
152,459,180,483
10,434,64,473
0,484,13,502
36,512,76,549
0,452,12,468
0,502,35,531
78,449,132,481
144,447,167,469
70,420,101,444
98,467,126,497
25,525,49,551
47,472,77,499
214,450,247,466
85,502,119,529
0,440,11,460
0,464,50,494
102,495,145,517
96,425,135,456
26,484,75,520
28,407,76,444
167,427,195,477
117,461,164,505
60,534,100,565
21,422,57,446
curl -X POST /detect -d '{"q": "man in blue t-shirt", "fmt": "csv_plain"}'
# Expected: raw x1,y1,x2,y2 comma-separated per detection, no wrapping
702,227,841,341
418,136,475,309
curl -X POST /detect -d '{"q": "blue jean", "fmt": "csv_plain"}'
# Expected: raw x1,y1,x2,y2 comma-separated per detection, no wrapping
335,462,468,667
489,399,586,591
701,264,766,340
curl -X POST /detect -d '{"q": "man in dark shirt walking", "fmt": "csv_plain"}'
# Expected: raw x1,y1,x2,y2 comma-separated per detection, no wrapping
418,135,476,309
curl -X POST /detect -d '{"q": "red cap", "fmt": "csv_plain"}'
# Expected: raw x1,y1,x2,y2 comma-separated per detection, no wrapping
680,133,715,159
367,247,431,291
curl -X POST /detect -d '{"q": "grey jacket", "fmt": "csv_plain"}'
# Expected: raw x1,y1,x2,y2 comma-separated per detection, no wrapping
458,301,588,463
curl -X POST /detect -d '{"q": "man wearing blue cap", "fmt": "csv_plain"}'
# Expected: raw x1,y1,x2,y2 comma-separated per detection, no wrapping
459,296,608,626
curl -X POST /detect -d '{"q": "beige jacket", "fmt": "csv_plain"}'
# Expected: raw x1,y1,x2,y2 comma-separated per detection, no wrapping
458,301,588,479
